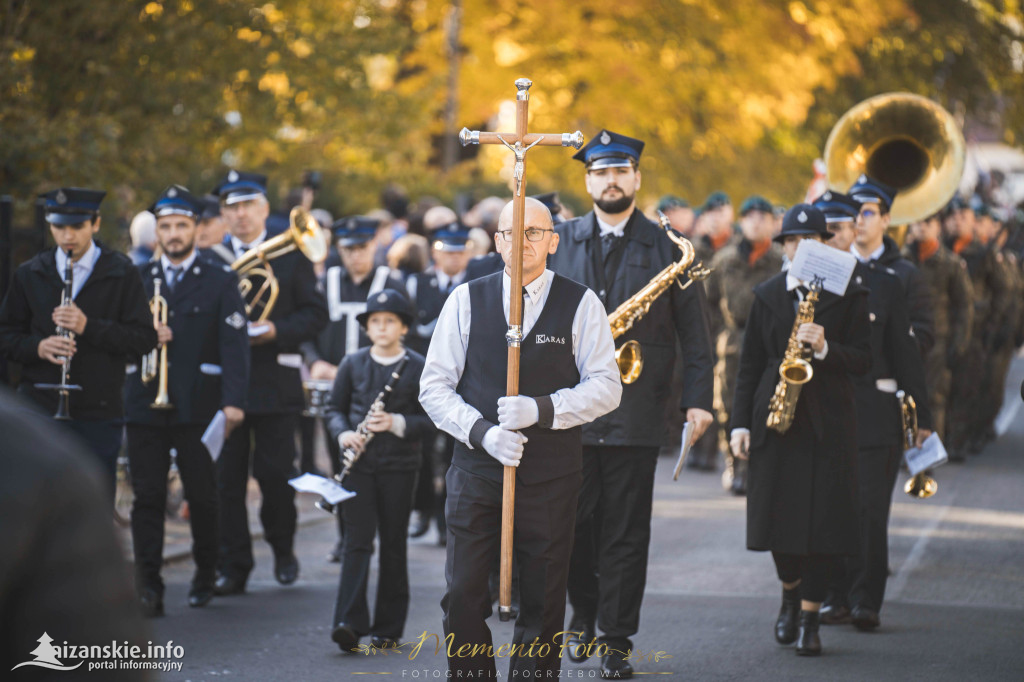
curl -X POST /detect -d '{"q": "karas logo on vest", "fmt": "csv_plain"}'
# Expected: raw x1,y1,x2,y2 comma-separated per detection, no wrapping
535,334,565,345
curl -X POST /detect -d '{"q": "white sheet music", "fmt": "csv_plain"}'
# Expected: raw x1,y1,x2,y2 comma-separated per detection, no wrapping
201,410,227,462
904,432,948,476
288,473,356,505
673,421,695,481
789,239,857,295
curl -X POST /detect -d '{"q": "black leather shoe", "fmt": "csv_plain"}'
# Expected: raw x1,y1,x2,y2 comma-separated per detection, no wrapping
819,602,852,625
188,584,214,608
213,574,247,596
332,623,360,653
274,553,300,585
408,510,430,538
564,614,596,663
370,636,399,650
775,586,800,644
138,588,164,618
795,610,821,656
600,652,634,679
851,605,880,631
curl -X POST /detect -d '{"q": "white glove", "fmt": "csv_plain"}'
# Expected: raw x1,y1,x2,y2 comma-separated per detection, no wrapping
730,429,750,460
497,395,539,431
481,426,528,467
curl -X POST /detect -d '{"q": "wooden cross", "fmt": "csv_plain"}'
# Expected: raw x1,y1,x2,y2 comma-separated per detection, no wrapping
459,77,583,621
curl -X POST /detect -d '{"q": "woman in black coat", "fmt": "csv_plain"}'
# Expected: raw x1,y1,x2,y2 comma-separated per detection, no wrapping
730,206,872,656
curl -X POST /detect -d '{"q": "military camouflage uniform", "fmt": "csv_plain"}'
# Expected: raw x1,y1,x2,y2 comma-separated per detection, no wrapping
705,239,783,491
902,241,974,442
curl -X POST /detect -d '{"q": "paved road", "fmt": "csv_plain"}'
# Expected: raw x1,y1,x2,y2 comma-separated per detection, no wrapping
152,358,1024,681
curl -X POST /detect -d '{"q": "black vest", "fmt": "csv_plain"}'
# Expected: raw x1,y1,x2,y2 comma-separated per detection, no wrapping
453,272,584,485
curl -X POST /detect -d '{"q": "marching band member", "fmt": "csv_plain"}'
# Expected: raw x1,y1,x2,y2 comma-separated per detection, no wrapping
325,289,431,653
730,205,872,656
124,186,249,617
813,190,933,630
548,130,714,679
419,198,621,679
211,170,327,596
0,187,156,496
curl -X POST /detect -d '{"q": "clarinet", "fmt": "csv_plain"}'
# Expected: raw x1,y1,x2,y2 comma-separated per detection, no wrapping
316,354,411,514
34,249,83,419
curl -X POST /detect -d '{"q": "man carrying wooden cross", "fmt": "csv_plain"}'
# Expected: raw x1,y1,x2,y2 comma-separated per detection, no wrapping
419,196,621,679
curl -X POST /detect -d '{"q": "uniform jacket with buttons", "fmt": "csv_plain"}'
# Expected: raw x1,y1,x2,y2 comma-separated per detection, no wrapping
549,208,714,447
0,245,157,420
124,256,250,425
874,236,935,356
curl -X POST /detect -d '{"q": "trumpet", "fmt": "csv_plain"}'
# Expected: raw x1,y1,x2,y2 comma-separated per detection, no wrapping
316,355,410,515
142,278,173,409
232,206,327,322
34,248,82,420
898,390,937,498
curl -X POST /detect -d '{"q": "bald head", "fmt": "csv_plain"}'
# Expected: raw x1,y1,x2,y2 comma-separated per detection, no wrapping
423,206,458,232
498,197,553,232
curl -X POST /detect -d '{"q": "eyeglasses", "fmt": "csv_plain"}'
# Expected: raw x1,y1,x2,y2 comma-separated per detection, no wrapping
497,228,553,242
857,208,878,220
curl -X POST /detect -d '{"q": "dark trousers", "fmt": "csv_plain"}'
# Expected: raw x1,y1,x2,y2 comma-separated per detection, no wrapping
567,445,658,648
65,418,123,503
831,444,901,612
772,552,836,603
126,423,218,593
333,469,416,637
442,465,580,679
216,412,299,579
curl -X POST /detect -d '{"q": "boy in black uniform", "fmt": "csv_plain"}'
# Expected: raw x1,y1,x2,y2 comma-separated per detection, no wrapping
0,188,156,495
124,186,250,617
211,170,328,595
420,198,621,680
301,216,401,560
326,289,431,652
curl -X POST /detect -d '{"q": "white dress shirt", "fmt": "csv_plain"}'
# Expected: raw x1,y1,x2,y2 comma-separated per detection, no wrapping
159,250,199,286
419,268,622,448
55,240,101,300
231,230,268,259
851,243,885,264
596,216,629,238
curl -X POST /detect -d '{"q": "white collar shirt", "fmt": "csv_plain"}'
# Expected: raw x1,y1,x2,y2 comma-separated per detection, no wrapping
55,240,100,300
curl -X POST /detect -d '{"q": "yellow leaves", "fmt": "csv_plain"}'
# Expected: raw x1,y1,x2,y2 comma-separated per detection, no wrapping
362,54,398,91
258,71,291,97
143,2,163,19
789,1,809,25
493,38,530,67
237,27,262,43
11,47,35,63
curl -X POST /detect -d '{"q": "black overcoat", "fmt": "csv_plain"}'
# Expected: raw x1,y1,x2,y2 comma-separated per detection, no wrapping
246,250,328,414
124,256,250,425
730,272,872,555
549,208,714,446
0,246,157,420
852,262,933,450
325,348,431,473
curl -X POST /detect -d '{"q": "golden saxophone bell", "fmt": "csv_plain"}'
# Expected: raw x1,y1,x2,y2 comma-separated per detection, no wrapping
615,340,643,385
232,206,328,322
824,92,966,245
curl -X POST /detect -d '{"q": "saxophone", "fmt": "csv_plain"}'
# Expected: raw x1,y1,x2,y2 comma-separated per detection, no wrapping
766,281,821,433
607,212,710,383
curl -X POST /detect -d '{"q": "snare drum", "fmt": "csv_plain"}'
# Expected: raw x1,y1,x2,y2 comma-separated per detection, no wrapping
302,379,334,418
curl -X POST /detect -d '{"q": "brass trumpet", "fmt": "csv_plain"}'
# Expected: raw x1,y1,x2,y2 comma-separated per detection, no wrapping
898,390,937,498
142,278,173,409
232,206,327,322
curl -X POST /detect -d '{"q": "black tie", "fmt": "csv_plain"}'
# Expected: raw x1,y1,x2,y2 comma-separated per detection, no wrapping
601,232,621,263
166,266,182,292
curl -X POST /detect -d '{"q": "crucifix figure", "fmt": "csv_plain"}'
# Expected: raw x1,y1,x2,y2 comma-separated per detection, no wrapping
459,77,583,621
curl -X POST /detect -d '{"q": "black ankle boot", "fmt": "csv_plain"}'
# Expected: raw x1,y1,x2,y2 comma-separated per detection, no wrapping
775,586,800,644
796,610,822,656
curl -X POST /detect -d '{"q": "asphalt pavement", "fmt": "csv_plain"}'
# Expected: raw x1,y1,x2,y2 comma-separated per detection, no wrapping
150,356,1024,681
